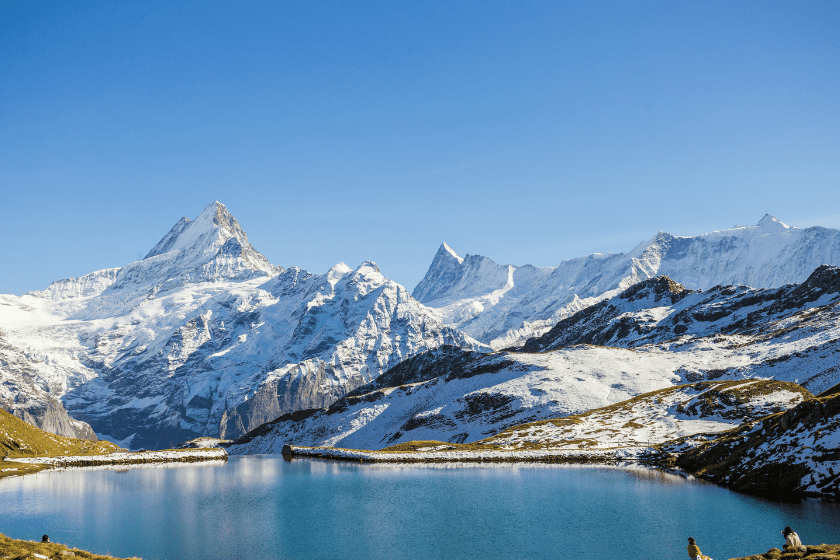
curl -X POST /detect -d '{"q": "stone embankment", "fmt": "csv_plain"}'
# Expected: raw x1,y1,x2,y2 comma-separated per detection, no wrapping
2,448,226,474
279,443,652,464
8,448,227,467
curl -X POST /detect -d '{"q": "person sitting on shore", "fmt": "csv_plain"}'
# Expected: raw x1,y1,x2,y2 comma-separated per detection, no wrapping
688,537,703,560
783,527,806,553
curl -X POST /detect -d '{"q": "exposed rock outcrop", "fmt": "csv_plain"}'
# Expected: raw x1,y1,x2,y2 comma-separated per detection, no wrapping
4,398,98,441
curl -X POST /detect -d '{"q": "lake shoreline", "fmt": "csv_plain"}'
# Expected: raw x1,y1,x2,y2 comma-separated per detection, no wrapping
278,442,653,464
1,448,227,479
278,444,837,502
4,533,840,560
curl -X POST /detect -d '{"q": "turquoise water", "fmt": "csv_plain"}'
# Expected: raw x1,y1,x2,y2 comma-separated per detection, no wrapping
0,456,838,560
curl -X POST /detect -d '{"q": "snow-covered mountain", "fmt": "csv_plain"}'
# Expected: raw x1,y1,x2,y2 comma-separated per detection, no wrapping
414,215,840,348
226,266,840,452
0,202,482,449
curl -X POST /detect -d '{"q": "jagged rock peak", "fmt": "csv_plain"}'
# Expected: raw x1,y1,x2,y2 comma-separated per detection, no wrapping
112,201,280,288
356,260,380,274
619,275,692,303
412,242,472,302
439,242,464,264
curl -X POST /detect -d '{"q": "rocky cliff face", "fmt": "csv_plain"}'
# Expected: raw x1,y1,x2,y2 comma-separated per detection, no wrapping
0,202,482,449
415,216,840,348
0,395,97,441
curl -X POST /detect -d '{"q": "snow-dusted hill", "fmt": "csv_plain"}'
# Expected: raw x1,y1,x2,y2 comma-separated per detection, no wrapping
414,216,840,348
225,267,840,453
673,388,840,498
481,379,810,451
0,202,482,449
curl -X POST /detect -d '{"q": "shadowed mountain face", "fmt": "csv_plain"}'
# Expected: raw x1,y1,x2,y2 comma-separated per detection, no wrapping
0,202,482,449
414,216,840,348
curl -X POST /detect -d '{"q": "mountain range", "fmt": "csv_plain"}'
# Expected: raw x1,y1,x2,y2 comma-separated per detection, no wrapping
2,204,840,452
414,215,840,348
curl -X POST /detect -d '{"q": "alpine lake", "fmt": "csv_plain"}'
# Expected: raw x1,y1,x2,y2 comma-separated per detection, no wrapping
1,456,838,560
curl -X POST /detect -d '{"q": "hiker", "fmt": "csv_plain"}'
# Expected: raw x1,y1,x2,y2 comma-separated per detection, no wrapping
688,537,703,560
783,527,806,553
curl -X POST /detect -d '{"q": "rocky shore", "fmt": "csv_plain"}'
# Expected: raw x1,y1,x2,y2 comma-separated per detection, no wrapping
8,448,227,468
2,531,838,560
732,544,840,560
279,443,650,464
1,448,227,479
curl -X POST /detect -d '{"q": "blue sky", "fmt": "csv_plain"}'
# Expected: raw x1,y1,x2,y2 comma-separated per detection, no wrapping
1,0,838,295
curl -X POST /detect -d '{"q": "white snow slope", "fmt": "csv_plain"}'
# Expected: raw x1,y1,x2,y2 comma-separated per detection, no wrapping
414,215,840,348
0,202,483,449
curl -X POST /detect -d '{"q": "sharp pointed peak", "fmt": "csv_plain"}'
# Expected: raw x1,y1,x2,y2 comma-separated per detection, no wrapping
757,214,790,229
437,242,464,263
196,200,235,224
201,200,226,211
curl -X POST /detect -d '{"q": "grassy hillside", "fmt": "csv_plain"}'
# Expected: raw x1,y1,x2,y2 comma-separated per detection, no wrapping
1,408,122,478
0,533,138,560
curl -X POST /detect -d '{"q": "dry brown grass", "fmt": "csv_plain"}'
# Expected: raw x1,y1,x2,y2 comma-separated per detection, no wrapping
0,533,140,560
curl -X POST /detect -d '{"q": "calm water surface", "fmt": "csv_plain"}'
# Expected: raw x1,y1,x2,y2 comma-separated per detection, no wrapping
0,456,838,560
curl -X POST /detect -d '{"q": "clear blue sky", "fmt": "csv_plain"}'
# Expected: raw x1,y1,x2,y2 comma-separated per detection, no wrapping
1,0,838,295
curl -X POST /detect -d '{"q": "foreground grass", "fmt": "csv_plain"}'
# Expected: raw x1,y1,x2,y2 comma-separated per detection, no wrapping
0,533,139,560
1,409,122,459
